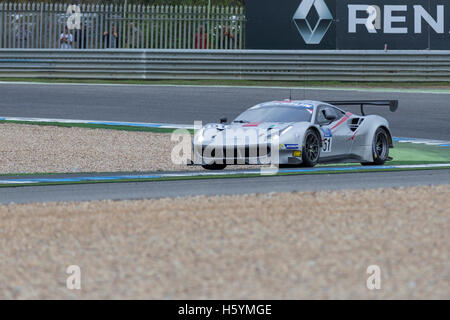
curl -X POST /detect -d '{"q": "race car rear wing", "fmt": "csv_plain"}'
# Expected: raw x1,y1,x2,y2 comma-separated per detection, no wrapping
325,100,398,116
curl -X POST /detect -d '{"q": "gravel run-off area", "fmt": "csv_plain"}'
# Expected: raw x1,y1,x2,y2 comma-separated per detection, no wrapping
0,185,448,299
0,123,202,173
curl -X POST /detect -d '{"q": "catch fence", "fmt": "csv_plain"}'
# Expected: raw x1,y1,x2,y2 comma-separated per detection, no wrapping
0,2,245,50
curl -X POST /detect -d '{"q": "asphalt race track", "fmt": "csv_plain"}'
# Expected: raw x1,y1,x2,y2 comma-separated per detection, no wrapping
1,170,449,204
0,82,449,140
0,82,449,203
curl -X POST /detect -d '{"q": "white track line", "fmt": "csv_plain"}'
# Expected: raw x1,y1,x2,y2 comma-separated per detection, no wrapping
1,163,450,186
1,81,450,94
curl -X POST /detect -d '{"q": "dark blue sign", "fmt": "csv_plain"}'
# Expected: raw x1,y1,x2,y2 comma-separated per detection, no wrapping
245,0,450,49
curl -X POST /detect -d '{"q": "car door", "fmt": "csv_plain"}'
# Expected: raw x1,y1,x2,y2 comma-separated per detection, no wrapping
315,105,353,159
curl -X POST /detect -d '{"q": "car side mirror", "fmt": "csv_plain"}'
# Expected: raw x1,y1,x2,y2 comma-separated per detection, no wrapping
220,117,227,124
324,110,337,122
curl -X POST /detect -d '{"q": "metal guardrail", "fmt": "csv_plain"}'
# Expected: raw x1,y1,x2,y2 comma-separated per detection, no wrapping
0,49,449,82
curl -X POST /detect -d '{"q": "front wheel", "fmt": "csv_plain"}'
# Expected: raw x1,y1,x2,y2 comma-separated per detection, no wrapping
301,129,321,167
361,128,389,166
201,164,227,170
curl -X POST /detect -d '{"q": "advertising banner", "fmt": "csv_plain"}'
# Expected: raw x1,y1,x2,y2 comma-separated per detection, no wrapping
245,0,450,49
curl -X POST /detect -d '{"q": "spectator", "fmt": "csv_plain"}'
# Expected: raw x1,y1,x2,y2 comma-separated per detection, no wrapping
59,26,73,49
15,23,32,48
194,26,208,49
103,25,119,48
223,26,235,49
127,23,142,48
75,22,87,49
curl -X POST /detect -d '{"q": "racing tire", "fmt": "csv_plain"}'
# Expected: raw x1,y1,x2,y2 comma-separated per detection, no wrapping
301,129,321,167
201,164,227,170
361,128,389,166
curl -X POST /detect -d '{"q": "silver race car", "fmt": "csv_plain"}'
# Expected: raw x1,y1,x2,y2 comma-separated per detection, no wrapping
192,100,398,170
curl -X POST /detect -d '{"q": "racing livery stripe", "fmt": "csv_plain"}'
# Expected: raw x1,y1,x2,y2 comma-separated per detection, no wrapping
330,116,349,131
347,130,358,141
243,122,261,127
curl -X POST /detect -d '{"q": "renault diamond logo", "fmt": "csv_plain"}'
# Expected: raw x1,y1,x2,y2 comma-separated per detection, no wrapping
293,0,333,44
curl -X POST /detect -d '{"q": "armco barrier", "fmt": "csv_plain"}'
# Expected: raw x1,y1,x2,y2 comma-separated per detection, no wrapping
0,49,449,82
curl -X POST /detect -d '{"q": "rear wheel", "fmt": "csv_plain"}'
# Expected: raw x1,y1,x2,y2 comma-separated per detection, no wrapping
361,128,389,166
301,129,321,167
201,164,227,170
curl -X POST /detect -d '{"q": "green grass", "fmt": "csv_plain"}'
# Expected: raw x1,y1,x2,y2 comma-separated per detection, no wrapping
390,141,450,163
2,78,450,90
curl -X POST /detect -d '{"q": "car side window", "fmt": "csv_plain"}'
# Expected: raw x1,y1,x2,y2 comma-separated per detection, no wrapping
333,107,345,120
316,107,327,124
316,106,344,124
316,106,336,124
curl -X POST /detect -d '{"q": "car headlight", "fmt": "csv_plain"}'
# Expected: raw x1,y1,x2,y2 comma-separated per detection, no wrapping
196,130,205,143
266,126,292,141
280,126,293,136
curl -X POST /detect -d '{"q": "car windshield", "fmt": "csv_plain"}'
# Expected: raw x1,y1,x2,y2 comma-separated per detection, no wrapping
234,106,313,123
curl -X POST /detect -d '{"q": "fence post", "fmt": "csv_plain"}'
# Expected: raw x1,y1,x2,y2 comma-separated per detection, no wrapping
239,6,244,49
212,5,216,50
104,3,109,49
130,4,135,48
49,2,53,48
8,2,11,48
43,2,48,48
179,5,183,49
163,5,167,49
183,6,187,49
150,5,155,49
0,2,3,49
233,6,238,50
1,2,5,48
192,5,197,49
187,6,192,49
21,2,31,48
156,5,160,49
120,2,124,49
38,2,43,49
82,3,86,48
22,2,26,49
137,4,142,49
173,5,178,49
89,4,94,49
24,1,28,49
168,5,172,49
30,1,34,49
94,3,99,48
59,2,64,49
12,2,17,49
145,5,149,49
54,1,58,49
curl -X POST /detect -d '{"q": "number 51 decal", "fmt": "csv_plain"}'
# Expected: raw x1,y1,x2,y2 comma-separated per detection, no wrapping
322,137,332,153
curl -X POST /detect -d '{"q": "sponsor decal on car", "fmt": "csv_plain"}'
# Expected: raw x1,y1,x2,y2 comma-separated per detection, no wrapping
280,143,300,150
322,138,332,153
320,128,333,153
298,103,314,109
242,122,261,127
320,128,333,138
